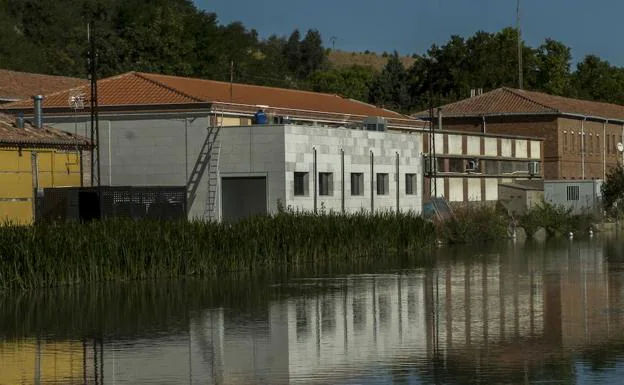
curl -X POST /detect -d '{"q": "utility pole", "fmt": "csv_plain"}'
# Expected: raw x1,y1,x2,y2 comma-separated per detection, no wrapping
229,60,234,102
517,0,523,90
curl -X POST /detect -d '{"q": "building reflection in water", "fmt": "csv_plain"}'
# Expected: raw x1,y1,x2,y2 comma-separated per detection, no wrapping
1,240,624,384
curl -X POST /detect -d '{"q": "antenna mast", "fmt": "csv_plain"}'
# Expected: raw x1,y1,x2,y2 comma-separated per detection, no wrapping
88,23,101,189
517,0,523,90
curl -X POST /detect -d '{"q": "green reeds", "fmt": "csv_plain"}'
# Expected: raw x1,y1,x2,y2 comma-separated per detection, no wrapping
0,211,435,291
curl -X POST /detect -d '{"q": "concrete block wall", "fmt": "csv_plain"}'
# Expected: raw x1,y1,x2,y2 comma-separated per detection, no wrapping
218,125,286,217
283,125,422,214
50,115,213,218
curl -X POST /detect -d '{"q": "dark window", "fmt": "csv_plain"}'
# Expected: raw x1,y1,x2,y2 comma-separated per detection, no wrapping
483,160,499,175
405,173,418,195
563,131,568,152
319,172,333,196
448,158,464,173
351,173,364,196
567,185,580,201
501,161,514,174
294,172,309,196
376,173,389,195
589,135,593,153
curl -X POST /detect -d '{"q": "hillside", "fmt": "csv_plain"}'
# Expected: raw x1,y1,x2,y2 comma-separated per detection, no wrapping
328,50,416,71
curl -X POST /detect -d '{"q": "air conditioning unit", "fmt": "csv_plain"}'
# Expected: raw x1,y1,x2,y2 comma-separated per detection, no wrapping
528,161,540,176
364,116,388,132
424,155,437,175
465,159,479,172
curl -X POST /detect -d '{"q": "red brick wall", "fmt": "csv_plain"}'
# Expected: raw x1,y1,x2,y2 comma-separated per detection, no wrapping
557,118,622,180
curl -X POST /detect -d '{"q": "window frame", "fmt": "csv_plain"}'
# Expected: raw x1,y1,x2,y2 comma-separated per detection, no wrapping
350,172,364,196
318,172,334,196
376,173,389,195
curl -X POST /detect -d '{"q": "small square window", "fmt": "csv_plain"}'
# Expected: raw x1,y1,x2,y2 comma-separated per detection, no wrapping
405,173,417,195
567,185,580,201
294,172,309,196
351,173,364,196
376,173,389,195
319,172,333,196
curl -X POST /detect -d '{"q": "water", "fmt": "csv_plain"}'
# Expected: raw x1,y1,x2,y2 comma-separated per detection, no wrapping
2,238,624,384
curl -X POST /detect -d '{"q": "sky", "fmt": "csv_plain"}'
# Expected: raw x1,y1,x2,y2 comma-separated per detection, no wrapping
195,0,624,67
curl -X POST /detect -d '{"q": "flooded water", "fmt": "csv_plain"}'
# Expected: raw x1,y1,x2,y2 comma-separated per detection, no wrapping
3,238,624,384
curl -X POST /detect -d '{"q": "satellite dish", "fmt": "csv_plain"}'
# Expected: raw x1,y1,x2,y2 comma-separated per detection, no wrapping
617,142,624,153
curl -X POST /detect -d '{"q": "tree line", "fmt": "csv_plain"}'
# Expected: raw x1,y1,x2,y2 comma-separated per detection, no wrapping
1,0,623,113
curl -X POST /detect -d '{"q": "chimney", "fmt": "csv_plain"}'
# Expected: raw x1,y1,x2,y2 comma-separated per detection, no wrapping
16,113,24,129
33,95,43,129
477,88,483,96
470,89,476,98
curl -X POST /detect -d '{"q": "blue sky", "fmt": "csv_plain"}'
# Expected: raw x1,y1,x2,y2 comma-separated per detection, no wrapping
194,0,624,67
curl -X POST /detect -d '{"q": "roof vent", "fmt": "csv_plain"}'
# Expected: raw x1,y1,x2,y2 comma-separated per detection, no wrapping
33,95,43,129
16,113,24,129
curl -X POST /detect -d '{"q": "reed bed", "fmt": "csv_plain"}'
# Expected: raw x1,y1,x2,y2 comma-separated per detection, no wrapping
0,211,435,291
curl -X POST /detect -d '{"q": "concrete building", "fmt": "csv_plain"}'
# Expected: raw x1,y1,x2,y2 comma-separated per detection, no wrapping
498,182,544,215
0,69,86,104
1,73,547,219
422,129,543,202
415,88,624,180
544,180,603,215
0,112,90,224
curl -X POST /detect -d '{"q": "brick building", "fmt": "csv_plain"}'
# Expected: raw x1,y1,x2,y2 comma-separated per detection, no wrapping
0,69,86,104
415,88,624,180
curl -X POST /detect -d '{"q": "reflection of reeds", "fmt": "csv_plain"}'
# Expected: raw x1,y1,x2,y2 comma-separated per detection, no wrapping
0,212,435,291
0,253,439,340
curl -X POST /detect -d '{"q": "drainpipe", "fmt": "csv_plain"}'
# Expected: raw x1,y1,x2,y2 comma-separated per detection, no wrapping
370,150,374,212
396,152,400,212
482,115,487,134
313,147,317,214
604,120,608,181
581,118,586,180
341,148,345,213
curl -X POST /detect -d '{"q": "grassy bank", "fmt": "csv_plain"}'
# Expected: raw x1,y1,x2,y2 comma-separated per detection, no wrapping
0,212,435,291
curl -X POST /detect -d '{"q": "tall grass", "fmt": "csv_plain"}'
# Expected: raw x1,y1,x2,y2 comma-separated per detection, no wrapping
0,211,435,291
434,204,509,244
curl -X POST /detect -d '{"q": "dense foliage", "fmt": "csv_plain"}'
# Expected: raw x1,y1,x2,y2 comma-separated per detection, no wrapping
602,164,624,217
2,0,624,113
0,212,435,291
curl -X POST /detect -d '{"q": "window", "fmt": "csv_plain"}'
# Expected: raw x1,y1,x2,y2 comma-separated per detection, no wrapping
319,172,333,196
483,160,499,175
351,173,364,196
405,173,418,195
294,172,309,196
596,134,600,153
589,134,593,153
376,173,389,195
563,131,568,152
448,158,464,173
567,185,580,201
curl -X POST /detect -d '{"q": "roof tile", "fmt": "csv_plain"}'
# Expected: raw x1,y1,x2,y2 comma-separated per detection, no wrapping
415,88,624,121
0,69,87,102
0,112,90,148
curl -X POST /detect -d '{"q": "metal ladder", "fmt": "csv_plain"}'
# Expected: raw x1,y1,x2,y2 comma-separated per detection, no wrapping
204,143,221,221
187,122,221,212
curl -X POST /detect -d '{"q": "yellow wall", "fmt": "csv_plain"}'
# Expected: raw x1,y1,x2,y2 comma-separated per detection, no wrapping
0,149,82,224
0,340,85,384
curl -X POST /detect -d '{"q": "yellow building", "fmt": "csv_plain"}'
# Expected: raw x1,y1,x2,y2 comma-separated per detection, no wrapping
0,112,90,224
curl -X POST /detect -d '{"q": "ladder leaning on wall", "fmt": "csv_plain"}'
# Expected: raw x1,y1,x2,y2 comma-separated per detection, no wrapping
203,110,223,221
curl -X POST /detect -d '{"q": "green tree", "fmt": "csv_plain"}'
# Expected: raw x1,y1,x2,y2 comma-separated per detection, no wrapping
571,55,624,104
536,38,572,95
308,65,377,101
602,164,624,217
299,29,326,78
370,51,410,112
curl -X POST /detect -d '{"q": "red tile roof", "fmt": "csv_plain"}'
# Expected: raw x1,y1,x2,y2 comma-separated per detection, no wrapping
1,72,423,128
0,112,90,148
0,69,87,102
414,88,624,121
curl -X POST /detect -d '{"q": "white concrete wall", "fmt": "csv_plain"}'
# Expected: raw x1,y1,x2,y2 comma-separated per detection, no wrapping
283,125,422,214
466,136,480,156
448,134,462,155
530,140,541,159
515,139,528,158
218,125,286,217
544,180,602,215
484,137,497,156
501,138,512,157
